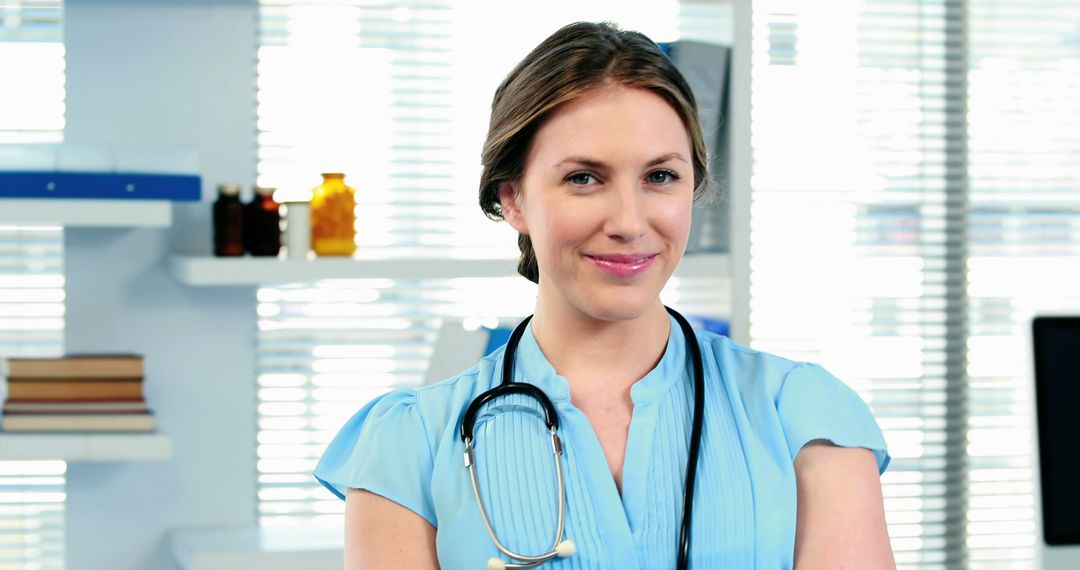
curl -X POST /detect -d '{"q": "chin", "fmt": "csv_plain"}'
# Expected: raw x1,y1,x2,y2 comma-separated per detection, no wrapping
573,288,662,323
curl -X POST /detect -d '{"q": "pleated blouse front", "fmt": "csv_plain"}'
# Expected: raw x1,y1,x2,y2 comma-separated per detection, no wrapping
314,316,891,569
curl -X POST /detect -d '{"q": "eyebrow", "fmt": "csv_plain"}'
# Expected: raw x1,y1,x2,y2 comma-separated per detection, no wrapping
553,152,689,170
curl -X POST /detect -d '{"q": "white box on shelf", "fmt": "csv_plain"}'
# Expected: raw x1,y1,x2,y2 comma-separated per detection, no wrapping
55,146,112,172
112,145,199,175
0,145,58,170
0,144,199,175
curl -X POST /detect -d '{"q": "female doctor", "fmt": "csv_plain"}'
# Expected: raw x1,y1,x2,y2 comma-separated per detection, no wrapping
315,21,896,570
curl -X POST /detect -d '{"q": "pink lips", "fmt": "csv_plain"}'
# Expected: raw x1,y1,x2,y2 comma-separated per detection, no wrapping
586,253,658,277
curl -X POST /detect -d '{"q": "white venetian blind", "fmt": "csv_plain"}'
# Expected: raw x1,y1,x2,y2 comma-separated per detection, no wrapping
253,0,731,529
255,0,516,256
0,1,64,144
0,2,67,570
750,0,1080,568
0,229,66,570
965,1,1080,566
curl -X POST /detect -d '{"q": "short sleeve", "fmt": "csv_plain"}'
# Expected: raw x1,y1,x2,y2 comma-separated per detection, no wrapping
313,389,436,526
775,363,891,474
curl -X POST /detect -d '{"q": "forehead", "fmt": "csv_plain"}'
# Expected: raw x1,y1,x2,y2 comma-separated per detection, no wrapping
527,85,692,167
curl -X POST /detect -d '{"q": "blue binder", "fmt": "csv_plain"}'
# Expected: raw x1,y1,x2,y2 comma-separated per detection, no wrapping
0,171,201,201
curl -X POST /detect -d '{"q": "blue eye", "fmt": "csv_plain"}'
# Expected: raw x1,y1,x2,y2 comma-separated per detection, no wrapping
567,172,596,186
647,170,679,184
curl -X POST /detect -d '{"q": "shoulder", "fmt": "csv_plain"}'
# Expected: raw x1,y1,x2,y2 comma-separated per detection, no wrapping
692,328,805,399
415,343,503,400
691,329,890,473
313,348,506,508
324,345,506,462
407,345,506,443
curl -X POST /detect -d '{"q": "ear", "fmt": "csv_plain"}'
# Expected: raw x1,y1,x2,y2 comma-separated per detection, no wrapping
497,182,528,234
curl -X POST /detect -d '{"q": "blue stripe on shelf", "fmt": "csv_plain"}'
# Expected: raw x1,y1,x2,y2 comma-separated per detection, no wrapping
0,171,201,201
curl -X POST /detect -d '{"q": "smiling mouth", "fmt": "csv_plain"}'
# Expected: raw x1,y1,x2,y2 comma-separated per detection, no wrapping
587,253,657,263
585,253,658,277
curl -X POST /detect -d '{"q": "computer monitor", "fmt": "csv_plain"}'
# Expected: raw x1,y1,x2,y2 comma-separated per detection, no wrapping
1032,316,1080,568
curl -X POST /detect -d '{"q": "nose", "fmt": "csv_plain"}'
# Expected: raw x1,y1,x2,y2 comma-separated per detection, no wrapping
603,180,647,242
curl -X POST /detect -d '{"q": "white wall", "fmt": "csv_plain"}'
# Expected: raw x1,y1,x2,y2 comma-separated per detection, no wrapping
62,1,258,568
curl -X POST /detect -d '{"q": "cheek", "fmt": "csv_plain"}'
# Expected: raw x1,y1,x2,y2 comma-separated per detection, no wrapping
654,195,694,244
529,199,597,252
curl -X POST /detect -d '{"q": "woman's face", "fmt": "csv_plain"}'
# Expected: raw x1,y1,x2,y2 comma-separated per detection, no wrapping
499,84,694,323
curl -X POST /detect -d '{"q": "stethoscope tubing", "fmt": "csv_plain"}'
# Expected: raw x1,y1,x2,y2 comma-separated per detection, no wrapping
672,307,706,570
464,429,568,567
460,306,704,570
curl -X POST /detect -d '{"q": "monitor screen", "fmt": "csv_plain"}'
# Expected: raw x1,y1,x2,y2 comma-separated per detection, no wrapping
1033,316,1080,545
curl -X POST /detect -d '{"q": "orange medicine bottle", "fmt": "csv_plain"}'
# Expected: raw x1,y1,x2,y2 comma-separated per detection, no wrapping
310,173,357,256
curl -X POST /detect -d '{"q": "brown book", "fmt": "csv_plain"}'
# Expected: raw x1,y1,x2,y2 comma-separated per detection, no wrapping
5,355,143,379
3,401,149,414
5,380,143,401
6,376,144,383
1,413,155,432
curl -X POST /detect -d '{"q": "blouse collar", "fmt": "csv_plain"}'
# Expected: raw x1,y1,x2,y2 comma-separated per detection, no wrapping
508,313,689,405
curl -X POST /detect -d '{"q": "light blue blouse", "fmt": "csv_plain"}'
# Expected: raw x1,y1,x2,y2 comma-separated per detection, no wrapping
314,315,890,569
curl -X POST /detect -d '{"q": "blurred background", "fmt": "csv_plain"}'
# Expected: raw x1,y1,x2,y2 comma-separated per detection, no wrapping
0,0,1078,569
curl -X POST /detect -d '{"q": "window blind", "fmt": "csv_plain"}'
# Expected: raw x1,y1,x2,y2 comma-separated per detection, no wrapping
0,227,66,570
749,0,1080,567
0,0,64,144
0,2,66,569
254,0,731,529
966,1,1080,565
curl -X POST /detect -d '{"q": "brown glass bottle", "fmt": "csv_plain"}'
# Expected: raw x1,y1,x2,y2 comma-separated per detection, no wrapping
245,186,281,256
213,183,245,256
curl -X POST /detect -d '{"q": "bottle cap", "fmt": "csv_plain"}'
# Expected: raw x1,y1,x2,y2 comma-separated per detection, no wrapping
217,183,241,197
320,172,346,179
255,186,276,196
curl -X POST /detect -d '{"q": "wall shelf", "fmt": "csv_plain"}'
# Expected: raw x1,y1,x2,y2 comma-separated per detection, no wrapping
0,432,172,462
169,252,729,286
171,525,342,570
0,199,172,228
170,254,519,285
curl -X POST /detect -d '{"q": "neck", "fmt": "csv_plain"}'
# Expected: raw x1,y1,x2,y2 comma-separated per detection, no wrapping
530,294,670,400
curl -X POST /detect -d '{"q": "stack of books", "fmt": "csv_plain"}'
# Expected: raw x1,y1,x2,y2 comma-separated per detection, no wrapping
1,355,155,432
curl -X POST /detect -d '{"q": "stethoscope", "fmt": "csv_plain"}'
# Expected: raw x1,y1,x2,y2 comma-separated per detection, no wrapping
460,306,705,570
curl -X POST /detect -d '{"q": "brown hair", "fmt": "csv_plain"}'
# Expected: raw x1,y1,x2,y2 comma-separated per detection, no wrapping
478,21,713,283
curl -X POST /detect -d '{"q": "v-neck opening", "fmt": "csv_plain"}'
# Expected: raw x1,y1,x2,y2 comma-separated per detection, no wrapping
561,404,641,570
504,314,693,569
